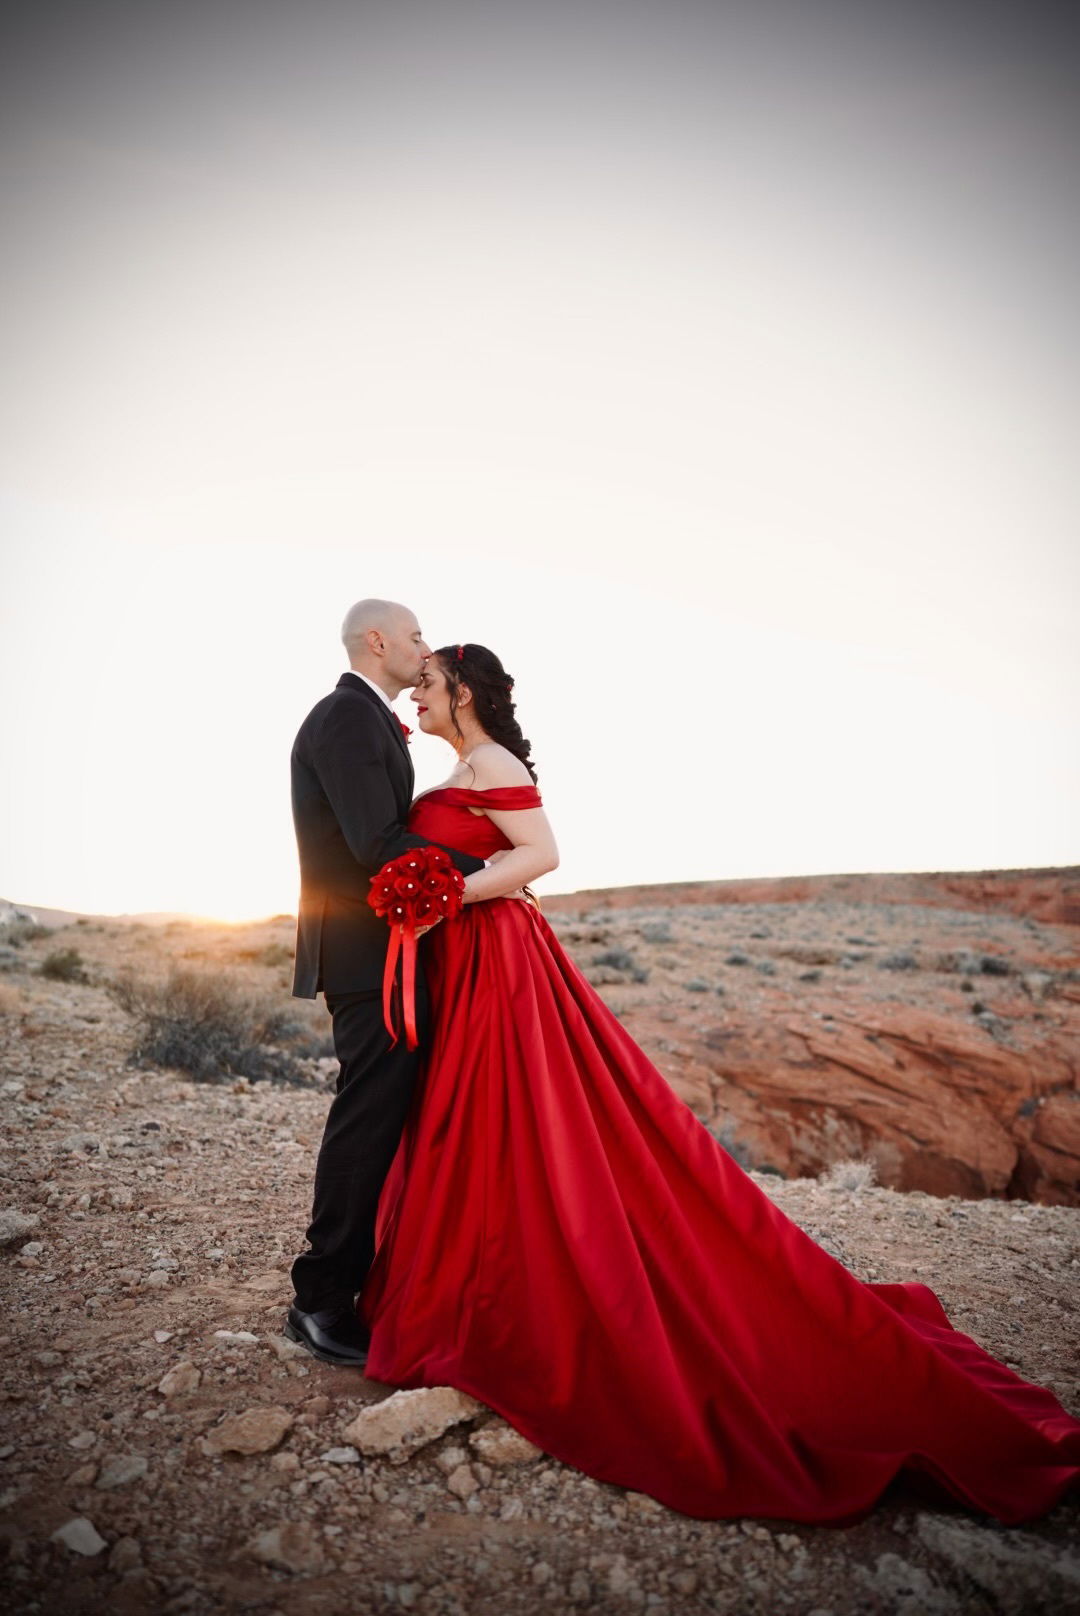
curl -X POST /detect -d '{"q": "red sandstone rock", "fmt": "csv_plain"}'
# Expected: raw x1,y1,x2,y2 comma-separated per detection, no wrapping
547,866,1080,927
549,868,1080,1205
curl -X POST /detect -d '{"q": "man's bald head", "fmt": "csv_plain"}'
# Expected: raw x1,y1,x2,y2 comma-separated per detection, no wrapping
341,598,431,698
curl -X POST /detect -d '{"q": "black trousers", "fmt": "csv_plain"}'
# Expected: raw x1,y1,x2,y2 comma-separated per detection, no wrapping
290,979,431,1312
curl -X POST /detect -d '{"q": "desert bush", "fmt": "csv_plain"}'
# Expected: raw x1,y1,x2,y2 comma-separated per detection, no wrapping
639,922,673,944
724,951,750,966
593,948,636,972
257,942,294,969
0,982,22,1016
686,979,709,993
878,952,918,972
819,1157,878,1192
4,920,50,947
108,967,316,1085
709,1120,754,1171
589,947,649,985
979,954,1011,976
40,948,89,983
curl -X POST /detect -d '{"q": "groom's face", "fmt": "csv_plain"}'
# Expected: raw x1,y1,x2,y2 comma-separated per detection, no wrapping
383,609,431,689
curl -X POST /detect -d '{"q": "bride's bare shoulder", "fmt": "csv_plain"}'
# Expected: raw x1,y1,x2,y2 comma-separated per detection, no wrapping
467,742,533,788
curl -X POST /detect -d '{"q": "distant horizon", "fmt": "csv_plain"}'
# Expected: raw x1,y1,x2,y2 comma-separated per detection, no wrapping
6,858,1077,929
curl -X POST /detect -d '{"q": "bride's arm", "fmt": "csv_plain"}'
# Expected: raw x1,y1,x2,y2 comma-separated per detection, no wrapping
458,745,559,905
460,805,558,903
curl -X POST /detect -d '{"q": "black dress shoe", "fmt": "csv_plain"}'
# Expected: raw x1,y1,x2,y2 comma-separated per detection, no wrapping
284,1303,371,1367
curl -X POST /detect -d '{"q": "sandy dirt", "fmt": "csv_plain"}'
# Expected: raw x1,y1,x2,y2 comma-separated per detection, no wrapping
1,907,1078,1614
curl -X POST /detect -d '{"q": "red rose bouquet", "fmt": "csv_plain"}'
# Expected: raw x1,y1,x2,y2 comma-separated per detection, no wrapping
367,846,465,1048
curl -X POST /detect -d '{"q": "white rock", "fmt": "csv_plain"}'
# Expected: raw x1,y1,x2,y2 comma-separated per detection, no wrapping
0,1209,40,1247
68,1431,97,1451
157,1361,201,1398
469,1419,544,1467
21,1240,44,1258
320,1447,360,1465
213,1329,259,1344
96,1455,148,1489
248,1521,328,1576
341,1386,485,1463
267,1335,307,1361
916,1514,1080,1607
153,1329,174,1343
446,1463,477,1499
434,1444,470,1475
204,1406,293,1456
59,1133,103,1155
855,1552,953,1615
142,1270,169,1288
51,1517,107,1556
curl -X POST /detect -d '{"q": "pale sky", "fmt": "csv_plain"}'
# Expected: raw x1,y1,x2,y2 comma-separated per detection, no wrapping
2,1,1077,920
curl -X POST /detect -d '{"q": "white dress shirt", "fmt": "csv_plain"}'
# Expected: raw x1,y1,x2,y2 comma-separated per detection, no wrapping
345,669,490,868
346,670,393,709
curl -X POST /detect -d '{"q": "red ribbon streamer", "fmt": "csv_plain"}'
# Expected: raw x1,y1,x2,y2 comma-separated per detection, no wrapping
381,920,420,1051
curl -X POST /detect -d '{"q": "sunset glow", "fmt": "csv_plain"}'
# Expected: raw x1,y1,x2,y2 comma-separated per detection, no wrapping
2,3,1076,920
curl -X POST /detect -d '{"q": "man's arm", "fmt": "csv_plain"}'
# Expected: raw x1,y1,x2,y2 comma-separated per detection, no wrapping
313,702,485,877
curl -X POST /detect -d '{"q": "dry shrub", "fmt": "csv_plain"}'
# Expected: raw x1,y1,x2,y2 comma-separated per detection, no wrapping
3,920,49,946
108,966,316,1086
40,947,89,983
0,982,22,1017
819,1157,878,1192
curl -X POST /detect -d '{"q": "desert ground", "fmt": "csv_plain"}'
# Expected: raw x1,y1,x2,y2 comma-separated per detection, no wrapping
1,870,1078,1614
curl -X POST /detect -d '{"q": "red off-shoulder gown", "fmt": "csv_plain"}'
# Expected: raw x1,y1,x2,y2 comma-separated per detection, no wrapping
358,786,1080,1525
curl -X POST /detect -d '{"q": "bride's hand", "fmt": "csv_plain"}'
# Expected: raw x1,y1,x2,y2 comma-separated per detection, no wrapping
476,848,527,900
416,916,444,937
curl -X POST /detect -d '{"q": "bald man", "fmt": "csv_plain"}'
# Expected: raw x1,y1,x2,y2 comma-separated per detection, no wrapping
286,599,486,1365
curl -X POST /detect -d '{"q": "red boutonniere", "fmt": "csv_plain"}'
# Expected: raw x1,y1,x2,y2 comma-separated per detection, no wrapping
395,715,413,744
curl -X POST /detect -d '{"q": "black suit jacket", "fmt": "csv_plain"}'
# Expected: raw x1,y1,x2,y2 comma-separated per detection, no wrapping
291,673,485,998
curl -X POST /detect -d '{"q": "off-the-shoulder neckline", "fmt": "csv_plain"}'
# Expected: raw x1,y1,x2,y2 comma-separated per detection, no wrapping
412,784,542,808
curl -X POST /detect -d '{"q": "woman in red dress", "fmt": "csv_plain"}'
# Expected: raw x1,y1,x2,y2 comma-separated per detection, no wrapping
359,643,1080,1526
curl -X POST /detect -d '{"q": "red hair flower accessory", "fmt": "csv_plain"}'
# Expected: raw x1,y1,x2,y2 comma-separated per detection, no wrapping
367,846,465,1048
455,644,465,661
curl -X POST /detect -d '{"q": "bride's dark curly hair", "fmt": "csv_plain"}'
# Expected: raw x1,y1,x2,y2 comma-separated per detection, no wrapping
434,643,538,784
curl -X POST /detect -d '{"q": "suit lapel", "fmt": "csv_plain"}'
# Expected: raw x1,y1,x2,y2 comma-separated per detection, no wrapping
338,673,413,769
